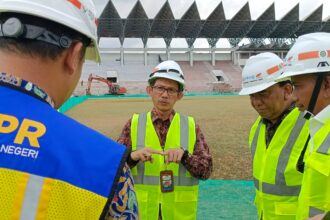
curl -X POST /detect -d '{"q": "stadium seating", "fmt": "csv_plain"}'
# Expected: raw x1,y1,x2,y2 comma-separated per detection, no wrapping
75,60,242,95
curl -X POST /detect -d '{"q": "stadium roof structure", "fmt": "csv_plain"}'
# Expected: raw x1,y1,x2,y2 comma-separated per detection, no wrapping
98,0,329,49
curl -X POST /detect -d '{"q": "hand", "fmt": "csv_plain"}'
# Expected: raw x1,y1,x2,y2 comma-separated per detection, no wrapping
307,213,326,220
130,148,163,163
163,148,185,164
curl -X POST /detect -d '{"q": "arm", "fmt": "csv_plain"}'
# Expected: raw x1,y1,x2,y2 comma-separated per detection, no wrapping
104,164,138,220
307,212,330,220
181,124,213,180
117,119,139,168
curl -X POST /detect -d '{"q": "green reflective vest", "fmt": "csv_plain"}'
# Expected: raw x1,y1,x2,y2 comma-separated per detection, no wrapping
131,112,198,220
296,118,330,219
249,108,309,220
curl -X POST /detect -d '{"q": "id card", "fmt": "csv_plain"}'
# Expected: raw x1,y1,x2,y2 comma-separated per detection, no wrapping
160,170,174,193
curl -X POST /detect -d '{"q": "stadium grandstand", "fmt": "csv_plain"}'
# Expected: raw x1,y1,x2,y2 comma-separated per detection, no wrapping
75,0,330,96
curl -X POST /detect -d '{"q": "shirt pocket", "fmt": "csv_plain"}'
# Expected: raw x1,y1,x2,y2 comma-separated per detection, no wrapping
175,190,198,202
274,202,298,215
307,152,330,177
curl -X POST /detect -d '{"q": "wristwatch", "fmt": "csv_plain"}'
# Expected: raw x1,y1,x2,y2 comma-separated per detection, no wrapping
181,147,189,163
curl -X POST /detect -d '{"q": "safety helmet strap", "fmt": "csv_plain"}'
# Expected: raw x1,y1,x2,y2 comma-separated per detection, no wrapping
0,17,77,48
304,73,325,119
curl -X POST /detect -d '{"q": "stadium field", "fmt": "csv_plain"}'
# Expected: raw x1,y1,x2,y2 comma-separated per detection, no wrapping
65,95,258,180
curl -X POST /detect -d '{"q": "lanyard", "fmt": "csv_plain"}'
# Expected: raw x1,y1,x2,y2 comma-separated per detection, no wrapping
0,72,55,108
161,145,168,170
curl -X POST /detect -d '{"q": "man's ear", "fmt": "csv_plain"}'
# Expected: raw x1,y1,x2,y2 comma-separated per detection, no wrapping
146,85,152,96
64,42,84,75
322,75,330,98
283,83,293,100
177,91,184,100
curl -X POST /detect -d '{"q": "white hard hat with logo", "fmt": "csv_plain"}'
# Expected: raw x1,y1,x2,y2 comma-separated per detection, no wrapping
149,60,185,91
277,32,330,81
239,52,284,95
0,0,100,62
277,32,330,119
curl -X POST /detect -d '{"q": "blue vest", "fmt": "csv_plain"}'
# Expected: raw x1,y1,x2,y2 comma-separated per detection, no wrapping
0,85,128,218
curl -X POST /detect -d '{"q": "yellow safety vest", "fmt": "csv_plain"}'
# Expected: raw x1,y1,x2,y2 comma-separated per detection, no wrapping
296,118,330,219
131,112,198,220
0,170,108,219
249,108,309,220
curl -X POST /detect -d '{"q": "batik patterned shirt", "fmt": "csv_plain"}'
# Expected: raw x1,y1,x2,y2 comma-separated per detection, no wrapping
105,165,139,220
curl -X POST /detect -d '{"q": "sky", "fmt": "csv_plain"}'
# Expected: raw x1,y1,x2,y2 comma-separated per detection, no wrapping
92,0,330,48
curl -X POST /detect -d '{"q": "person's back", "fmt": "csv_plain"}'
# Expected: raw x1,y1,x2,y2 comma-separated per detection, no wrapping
239,53,310,219
0,85,129,218
0,0,137,219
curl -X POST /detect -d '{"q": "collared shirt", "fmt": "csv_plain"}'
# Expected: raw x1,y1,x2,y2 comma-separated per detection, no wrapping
118,108,213,180
0,72,138,220
308,104,330,152
262,104,295,146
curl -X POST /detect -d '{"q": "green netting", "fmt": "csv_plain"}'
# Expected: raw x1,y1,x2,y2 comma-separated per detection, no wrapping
59,93,240,112
58,96,88,113
64,92,239,100
197,180,257,220
186,92,239,96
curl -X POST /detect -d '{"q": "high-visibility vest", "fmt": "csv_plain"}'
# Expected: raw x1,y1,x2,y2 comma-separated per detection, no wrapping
131,112,198,220
249,108,309,220
0,85,128,219
296,118,330,219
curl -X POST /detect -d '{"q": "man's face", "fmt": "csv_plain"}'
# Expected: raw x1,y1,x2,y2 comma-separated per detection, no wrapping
291,74,317,113
249,84,290,121
147,78,183,113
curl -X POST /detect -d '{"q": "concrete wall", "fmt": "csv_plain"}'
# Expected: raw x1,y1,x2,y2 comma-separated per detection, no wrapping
99,50,231,65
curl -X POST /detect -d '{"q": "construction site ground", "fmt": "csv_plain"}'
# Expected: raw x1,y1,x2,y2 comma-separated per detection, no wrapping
65,95,259,219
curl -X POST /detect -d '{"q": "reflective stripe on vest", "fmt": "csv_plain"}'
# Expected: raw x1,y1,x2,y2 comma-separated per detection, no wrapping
134,113,198,186
251,119,262,162
306,129,330,217
317,134,330,155
252,112,305,196
20,174,44,219
135,112,147,184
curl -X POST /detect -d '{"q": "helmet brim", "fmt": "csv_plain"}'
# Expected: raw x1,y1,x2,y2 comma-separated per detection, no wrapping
85,45,101,63
276,68,330,82
0,0,101,63
149,72,185,90
239,81,277,95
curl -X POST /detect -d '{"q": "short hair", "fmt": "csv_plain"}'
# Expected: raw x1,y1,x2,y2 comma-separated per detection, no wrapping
278,80,292,87
0,13,90,60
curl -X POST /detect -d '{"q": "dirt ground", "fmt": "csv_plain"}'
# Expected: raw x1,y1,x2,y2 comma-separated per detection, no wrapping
65,95,258,180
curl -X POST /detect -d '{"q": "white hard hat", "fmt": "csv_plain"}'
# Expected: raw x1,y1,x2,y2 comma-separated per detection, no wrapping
239,52,284,95
149,60,185,91
278,32,330,80
0,0,100,62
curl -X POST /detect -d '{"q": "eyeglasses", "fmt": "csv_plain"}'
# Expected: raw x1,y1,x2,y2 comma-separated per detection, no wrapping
152,86,179,95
